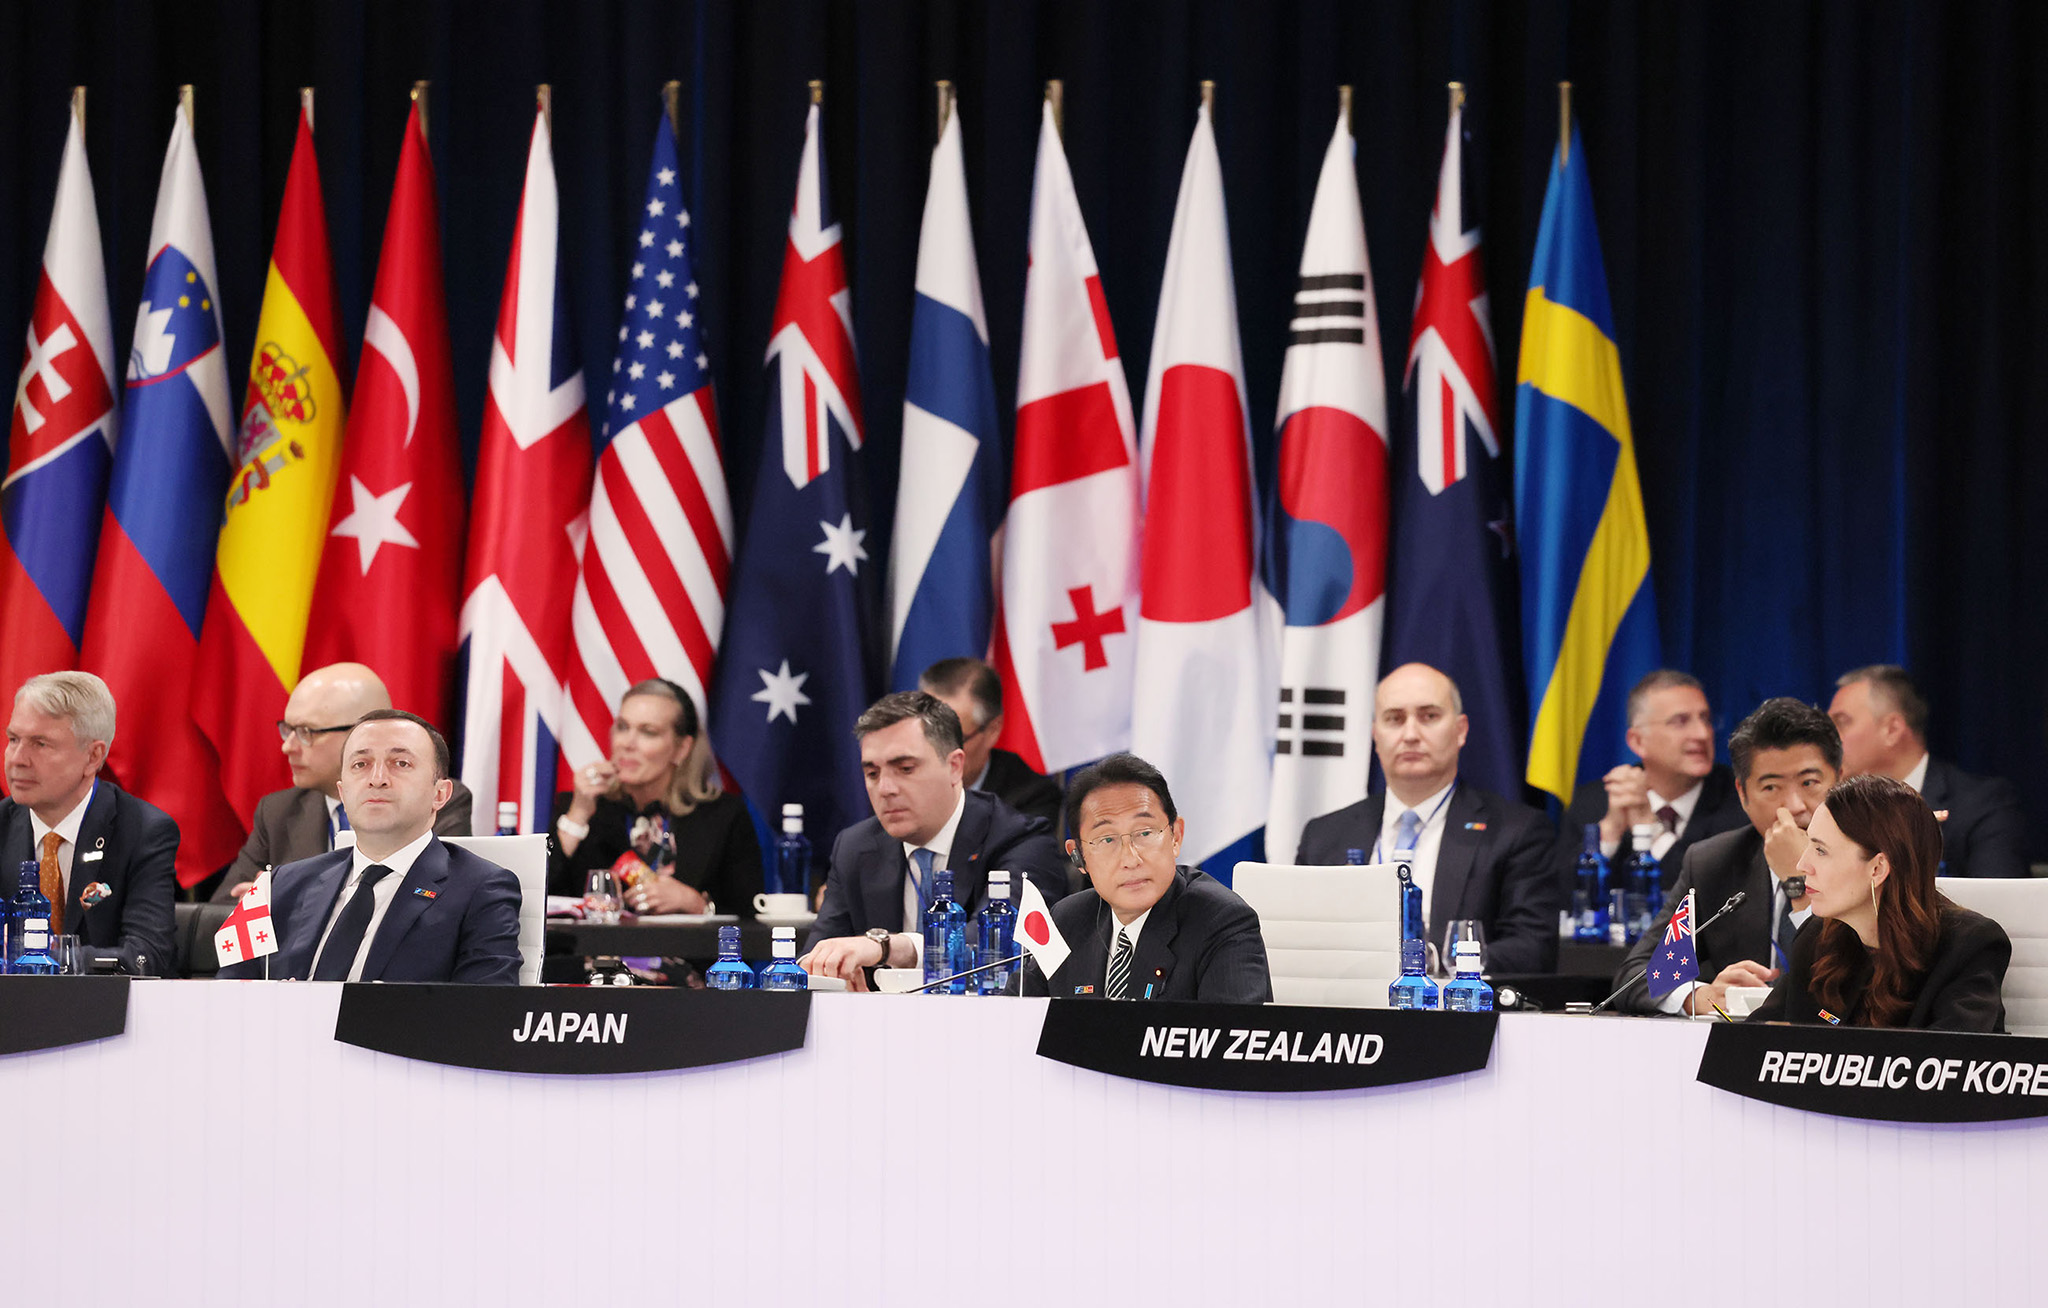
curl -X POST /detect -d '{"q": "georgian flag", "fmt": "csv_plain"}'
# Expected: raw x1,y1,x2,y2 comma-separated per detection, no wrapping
214,868,278,967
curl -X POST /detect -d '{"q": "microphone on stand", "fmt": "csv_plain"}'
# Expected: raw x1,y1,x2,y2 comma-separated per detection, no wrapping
907,952,1028,994
1588,891,1749,1013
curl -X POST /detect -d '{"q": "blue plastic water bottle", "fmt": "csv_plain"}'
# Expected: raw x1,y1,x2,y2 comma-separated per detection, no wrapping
1441,940,1495,1011
1388,864,1439,1010
975,869,1017,995
1345,848,1366,866
921,869,970,994
1572,825,1609,943
772,804,811,897
705,924,755,990
1634,827,1664,934
6,861,58,975
758,927,808,991
495,802,520,837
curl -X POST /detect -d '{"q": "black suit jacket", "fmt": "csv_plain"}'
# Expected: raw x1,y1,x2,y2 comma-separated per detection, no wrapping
805,789,1066,951
1612,824,1781,1014
218,835,522,984
1748,902,2009,1031
1922,757,2029,879
212,781,475,902
979,748,1064,832
1295,784,1560,973
0,780,177,974
1556,763,1749,902
1022,865,1272,1004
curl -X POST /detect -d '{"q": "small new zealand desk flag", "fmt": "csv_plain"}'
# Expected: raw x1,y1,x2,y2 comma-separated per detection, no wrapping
1645,889,1699,999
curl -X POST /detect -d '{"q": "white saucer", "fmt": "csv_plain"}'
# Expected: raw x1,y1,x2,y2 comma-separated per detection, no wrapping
756,912,817,929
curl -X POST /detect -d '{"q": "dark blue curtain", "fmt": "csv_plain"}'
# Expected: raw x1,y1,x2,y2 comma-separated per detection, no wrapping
1,0,2041,854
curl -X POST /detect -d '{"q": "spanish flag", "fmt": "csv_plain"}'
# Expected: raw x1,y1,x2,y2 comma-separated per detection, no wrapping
1514,119,1661,804
193,104,346,825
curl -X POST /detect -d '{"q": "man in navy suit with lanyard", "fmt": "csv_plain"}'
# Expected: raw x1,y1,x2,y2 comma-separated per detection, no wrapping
1296,662,1560,973
802,691,1067,988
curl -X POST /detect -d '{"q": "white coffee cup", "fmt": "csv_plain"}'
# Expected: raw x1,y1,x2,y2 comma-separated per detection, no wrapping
754,892,810,916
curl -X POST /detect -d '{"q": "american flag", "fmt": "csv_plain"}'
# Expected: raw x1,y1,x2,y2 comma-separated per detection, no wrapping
563,109,732,769
1645,889,1699,998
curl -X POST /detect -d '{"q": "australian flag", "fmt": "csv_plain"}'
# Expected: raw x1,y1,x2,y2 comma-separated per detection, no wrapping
710,99,875,853
1382,92,1524,798
1646,889,1699,998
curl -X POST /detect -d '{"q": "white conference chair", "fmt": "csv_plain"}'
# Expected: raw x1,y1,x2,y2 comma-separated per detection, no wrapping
1935,876,2048,1035
446,833,551,986
1232,861,1402,1008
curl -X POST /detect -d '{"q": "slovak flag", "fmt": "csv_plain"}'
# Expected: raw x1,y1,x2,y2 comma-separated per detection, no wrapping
887,98,1003,691
1261,99,1390,864
306,97,465,730
709,98,874,851
81,98,241,880
1015,874,1071,981
1130,94,1272,873
214,867,278,968
1,96,117,707
459,96,594,832
1645,889,1699,998
991,96,1140,776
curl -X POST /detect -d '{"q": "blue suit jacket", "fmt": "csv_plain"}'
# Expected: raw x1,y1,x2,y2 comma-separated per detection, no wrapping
0,779,177,975
219,835,522,984
805,788,1065,951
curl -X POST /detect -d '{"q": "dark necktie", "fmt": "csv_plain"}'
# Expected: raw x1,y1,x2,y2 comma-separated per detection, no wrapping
1774,889,1798,974
311,864,393,981
1107,927,1133,1000
330,805,350,850
1657,804,1680,838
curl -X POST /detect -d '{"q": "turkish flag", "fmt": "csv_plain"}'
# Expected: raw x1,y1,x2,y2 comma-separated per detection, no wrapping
304,100,465,725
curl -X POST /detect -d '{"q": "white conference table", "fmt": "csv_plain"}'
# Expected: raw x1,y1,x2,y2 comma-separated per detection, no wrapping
6,983,2039,1308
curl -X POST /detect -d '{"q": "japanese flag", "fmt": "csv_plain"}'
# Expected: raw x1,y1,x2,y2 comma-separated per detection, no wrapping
214,868,279,968
1015,875,1071,980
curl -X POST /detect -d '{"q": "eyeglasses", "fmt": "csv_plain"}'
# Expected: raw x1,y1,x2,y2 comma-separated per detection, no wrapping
277,720,354,745
1078,827,1170,862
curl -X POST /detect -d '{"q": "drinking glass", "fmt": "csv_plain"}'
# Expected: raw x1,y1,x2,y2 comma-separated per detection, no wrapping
584,867,623,926
54,935,83,975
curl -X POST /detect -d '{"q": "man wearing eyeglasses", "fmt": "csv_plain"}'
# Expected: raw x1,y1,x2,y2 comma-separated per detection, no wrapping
800,691,1066,989
211,662,473,902
1022,753,1271,1004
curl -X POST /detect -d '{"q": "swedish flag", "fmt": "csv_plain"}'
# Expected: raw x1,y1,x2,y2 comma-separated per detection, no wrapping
1515,125,1660,803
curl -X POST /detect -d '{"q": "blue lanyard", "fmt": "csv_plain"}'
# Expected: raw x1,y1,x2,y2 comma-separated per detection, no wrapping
1373,782,1458,865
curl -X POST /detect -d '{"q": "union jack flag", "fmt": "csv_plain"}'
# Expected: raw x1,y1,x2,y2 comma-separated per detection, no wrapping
563,108,732,771
459,97,594,833
710,97,875,859
1404,97,1498,497
1646,889,1700,998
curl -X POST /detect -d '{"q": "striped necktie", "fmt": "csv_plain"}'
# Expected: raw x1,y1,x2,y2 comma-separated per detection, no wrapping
1106,927,1133,1000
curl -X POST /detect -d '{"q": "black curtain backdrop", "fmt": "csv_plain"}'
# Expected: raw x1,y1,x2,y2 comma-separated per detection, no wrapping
2,1,2043,854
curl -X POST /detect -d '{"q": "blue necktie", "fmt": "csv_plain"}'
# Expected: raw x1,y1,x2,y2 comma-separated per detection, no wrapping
1396,809,1423,853
910,848,935,914
311,865,392,982
330,805,350,850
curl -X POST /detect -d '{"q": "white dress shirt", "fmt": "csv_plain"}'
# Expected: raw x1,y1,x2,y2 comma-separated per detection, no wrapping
899,788,968,961
1902,753,1931,795
1599,777,1704,862
1376,780,1456,923
311,828,434,982
28,782,96,905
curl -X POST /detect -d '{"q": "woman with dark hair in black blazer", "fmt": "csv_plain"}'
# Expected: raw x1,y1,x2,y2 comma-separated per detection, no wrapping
1750,773,2009,1031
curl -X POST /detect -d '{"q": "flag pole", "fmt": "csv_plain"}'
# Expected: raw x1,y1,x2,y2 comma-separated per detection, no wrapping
1338,83,1352,132
662,78,681,140
70,85,85,137
411,80,429,141
936,79,952,142
178,83,195,131
809,78,823,106
1559,80,1572,165
1200,78,1215,114
300,86,315,131
1448,80,1465,120
1045,79,1063,138
537,83,552,133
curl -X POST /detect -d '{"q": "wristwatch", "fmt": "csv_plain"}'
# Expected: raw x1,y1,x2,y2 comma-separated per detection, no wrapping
864,927,892,968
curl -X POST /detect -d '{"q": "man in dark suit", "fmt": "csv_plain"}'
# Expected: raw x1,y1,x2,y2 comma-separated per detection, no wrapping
1023,752,1270,1004
1829,664,2028,879
802,691,1066,987
2,672,176,974
1612,697,1842,1015
1296,662,1559,974
1556,670,1750,902
220,710,520,984
919,657,1064,831
214,662,473,902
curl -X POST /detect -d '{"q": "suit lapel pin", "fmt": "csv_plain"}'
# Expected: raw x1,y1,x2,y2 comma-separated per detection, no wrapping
81,835,106,863
1074,985,1094,995
414,888,438,899
1464,822,1488,831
